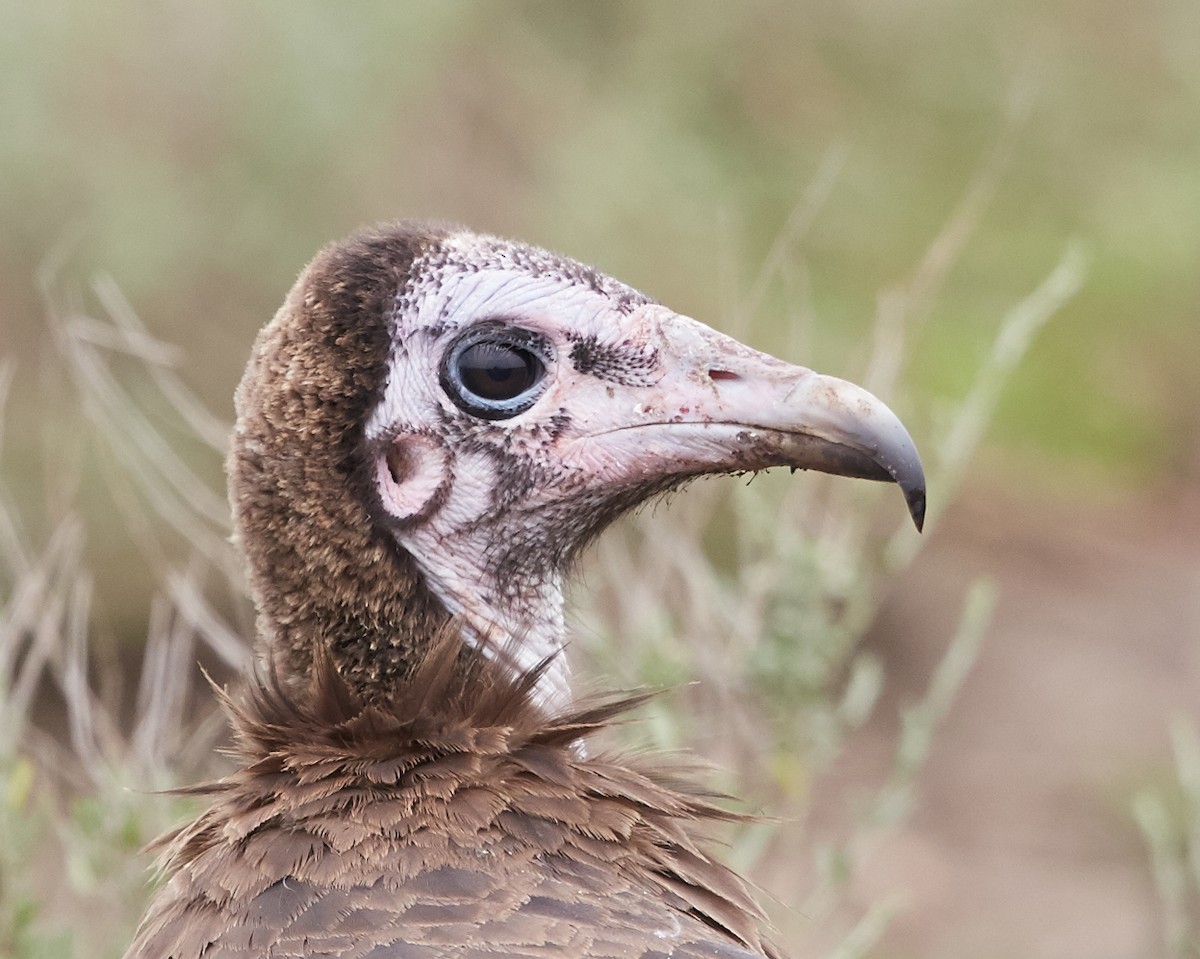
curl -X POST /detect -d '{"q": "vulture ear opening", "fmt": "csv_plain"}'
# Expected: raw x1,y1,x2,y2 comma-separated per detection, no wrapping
375,431,450,524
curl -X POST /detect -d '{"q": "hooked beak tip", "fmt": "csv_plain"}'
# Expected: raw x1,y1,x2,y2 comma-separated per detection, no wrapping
905,484,927,533
778,372,927,532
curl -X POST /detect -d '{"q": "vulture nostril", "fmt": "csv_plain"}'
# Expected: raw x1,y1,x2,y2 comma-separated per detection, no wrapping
708,369,740,382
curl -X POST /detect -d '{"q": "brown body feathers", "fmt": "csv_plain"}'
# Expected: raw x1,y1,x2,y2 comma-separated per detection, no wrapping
128,634,780,958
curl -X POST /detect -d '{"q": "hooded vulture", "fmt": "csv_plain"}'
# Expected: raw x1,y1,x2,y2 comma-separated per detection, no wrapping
125,222,925,959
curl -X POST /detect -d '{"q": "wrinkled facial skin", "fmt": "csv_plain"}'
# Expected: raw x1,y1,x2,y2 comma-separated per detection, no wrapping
363,230,924,710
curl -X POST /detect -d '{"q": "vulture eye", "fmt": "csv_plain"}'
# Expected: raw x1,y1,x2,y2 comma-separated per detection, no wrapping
441,324,552,420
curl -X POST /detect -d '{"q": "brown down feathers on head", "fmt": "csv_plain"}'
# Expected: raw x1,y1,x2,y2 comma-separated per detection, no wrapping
227,226,455,698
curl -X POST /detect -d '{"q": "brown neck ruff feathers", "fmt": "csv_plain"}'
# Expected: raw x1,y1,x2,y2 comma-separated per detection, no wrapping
133,632,780,958
130,220,925,958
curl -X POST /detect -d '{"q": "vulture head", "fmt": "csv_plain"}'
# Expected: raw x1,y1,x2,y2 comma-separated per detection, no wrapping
229,222,924,710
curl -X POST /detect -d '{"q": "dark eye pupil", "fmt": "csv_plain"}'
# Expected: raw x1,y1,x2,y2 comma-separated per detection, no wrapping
440,324,552,421
458,342,540,401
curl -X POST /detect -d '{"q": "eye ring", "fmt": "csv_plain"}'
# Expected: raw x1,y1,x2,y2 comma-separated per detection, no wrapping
439,323,553,420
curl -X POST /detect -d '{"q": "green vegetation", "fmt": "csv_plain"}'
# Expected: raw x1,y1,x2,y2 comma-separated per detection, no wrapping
1135,721,1200,959
1,3,1196,957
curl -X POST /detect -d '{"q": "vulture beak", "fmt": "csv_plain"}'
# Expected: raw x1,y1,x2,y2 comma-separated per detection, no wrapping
743,369,927,531
565,307,927,531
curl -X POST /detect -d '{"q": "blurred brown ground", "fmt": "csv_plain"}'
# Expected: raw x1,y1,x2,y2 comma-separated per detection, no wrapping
775,475,1200,958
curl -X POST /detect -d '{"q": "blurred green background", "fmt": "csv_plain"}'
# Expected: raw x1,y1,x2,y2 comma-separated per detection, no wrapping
2,2,1198,957
4,0,1197,491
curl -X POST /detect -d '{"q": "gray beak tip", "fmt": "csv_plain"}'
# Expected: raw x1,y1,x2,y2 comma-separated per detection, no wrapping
905,484,927,533
877,447,926,533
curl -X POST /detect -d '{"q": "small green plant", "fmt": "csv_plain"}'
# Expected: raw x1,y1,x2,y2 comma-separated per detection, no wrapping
1134,719,1200,959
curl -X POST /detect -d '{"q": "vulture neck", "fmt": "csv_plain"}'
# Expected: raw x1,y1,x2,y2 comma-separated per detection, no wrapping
231,412,578,711
407,535,574,712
